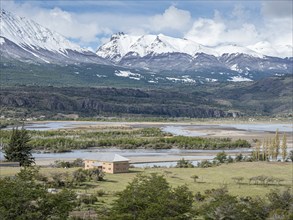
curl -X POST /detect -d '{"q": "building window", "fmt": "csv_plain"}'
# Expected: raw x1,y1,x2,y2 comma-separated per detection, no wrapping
108,168,111,170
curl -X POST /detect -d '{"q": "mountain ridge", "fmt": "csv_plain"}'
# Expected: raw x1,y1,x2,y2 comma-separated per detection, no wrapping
0,9,108,65
95,32,292,77
0,9,292,85
96,32,268,60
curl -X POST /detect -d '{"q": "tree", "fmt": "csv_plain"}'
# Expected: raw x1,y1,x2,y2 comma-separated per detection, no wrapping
281,134,287,161
109,173,193,219
0,167,76,220
4,126,34,166
267,189,293,219
214,151,227,163
191,175,199,183
196,187,268,220
72,168,87,185
232,177,244,185
194,188,293,220
268,138,274,161
262,139,268,161
235,153,244,162
253,141,261,161
87,168,105,181
176,158,194,168
273,129,280,160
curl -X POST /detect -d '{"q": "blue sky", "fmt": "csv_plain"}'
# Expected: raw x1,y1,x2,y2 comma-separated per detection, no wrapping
2,1,292,51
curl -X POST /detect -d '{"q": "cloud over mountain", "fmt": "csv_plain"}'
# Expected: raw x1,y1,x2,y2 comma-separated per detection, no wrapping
2,1,292,57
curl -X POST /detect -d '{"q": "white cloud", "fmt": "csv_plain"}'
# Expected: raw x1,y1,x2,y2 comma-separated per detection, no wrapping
223,23,259,45
150,6,191,32
259,1,293,48
185,18,260,47
2,2,192,46
184,18,225,46
40,7,110,43
185,4,291,52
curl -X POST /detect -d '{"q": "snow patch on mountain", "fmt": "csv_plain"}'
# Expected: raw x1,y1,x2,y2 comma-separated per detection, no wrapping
0,37,5,45
205,78,218,82
228,76,253,82
215,44,263,58
166,76,196,83
96,74,107,78
114,70,142,80
230,64,243,73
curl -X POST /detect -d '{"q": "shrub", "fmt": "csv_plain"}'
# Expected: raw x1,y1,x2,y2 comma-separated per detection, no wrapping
214,151,227,163
176,158,194,168
197,160,214,168
96,189,106,197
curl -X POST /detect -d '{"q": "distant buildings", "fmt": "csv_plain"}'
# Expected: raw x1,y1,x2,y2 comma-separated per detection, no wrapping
84,154,130,174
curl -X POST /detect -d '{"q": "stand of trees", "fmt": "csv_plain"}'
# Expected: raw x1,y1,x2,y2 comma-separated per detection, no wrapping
107,173,193,220
0,167,76,220
252,130,288,161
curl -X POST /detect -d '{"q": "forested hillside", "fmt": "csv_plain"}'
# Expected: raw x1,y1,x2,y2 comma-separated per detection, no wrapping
1,75,291,118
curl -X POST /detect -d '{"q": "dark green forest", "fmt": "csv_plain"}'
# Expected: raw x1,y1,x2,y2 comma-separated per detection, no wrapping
1,75,292,118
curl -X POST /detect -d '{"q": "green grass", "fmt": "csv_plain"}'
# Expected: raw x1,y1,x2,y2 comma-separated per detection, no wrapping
0,162,291,206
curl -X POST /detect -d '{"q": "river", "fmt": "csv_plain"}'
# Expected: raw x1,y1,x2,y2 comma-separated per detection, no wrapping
4,121,292,167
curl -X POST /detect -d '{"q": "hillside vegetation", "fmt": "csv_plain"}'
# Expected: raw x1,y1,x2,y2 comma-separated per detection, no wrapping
1,75,292,118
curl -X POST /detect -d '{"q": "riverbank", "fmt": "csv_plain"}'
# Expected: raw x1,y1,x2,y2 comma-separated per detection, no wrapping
35,151,250,167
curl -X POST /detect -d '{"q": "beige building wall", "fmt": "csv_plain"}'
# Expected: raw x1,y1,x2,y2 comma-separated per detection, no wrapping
101,161,129,174
101,161,114,173
84,160,129,173
84,160,97,170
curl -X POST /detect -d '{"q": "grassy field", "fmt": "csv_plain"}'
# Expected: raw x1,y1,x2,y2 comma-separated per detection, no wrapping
1,162,292,206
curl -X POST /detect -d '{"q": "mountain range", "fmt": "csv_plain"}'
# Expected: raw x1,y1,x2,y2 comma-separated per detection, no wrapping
0,9,292,85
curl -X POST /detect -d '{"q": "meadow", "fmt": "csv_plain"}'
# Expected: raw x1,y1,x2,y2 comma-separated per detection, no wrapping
1,162,291,206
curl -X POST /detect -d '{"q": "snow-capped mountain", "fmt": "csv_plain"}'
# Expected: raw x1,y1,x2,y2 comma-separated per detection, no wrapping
96,32,219,60
0,9,292,85
97,32,292,60
0,9,107,64
96,33,292,77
